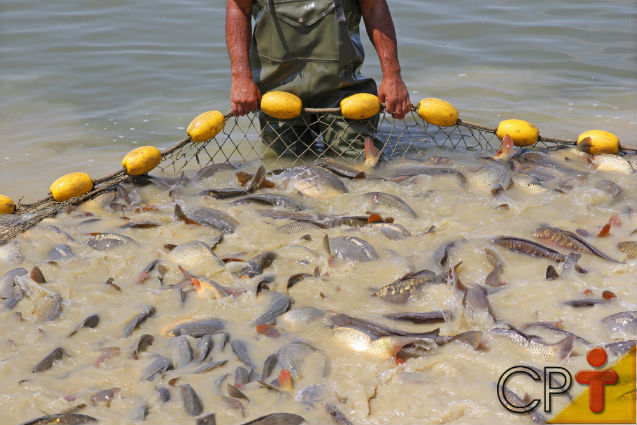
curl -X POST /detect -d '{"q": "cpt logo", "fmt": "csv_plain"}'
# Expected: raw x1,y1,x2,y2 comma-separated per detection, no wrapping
497,346,636,424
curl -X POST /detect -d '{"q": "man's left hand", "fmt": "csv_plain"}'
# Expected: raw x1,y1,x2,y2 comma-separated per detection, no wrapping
378,75,411,119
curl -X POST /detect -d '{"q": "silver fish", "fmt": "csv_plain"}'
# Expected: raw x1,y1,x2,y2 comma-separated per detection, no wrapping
601,311,637,338
169,241,225,268
123,305,156,337
169,336,193,369
231,339,255,369
192,334,213,363
162,318,225,338
47,244,74,262
366,192,417,217
188,206,238,233
472,162,512,195
278,166,348,199
86,232,136,251
33,347,67,373
324,235,378,262
67,314,100,337
180,384,203,416
277,340,319,381
489,327,574,362
0,268,27,298
140,355,172,381
254,291,292,326
17,413,97,425
232,193,307,211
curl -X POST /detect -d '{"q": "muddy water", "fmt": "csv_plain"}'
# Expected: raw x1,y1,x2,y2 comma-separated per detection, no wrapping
1,149,635,424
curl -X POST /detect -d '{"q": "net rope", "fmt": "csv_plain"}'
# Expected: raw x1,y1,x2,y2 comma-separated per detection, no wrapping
1,104,634,244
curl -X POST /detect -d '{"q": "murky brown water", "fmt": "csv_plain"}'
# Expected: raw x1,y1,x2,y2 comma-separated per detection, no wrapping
1,148,635,424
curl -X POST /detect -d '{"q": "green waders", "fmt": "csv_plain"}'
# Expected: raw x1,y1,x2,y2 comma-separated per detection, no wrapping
249,0,382,159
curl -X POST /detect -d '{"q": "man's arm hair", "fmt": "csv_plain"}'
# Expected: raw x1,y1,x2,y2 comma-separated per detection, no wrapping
226,0,260,115
359,0,401,78
226,0,254,81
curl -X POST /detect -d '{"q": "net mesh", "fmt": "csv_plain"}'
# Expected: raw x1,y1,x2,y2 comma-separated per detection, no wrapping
0,107,629,244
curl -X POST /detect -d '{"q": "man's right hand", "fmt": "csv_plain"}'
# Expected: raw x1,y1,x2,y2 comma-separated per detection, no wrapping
231,77,261,116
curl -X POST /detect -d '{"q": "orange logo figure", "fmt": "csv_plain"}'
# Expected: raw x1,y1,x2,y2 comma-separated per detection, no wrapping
575,347,618,413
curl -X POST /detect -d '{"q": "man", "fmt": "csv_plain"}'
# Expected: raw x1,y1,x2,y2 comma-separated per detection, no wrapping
226,0,410,158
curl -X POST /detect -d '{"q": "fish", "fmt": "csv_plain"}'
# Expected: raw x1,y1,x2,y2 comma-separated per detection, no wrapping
239,413,306,425
295,384,326,407
374,269,444,304
484,248,506,287
181,384,203,416
594,179,624,198
603,340,636,357
196,163,236,180
169,241,225,268
136,259,160,284
35,293,63,322
30,266,46,284
228,383,250,401
123,305,156,337
30,224,75,241
161,318,225,337
397,331,484,360
47,244,74,262
169,336,193,369
0,268,27,298
521,322,591,345
254,292,292,326
514,150,584,176
33,347,67,373
279,307,325,328
190,359,227,374
449,267,497,321
67,314,100,337
325,403,354,425
140,355,172,381
489,327,574,362
499,386,546,424
262,353,278,380
324,235,379,262
617,241,636,259
387,164,468,185
383,310,452,324
316,158,366,179
232,193,307,211
196,413,217,425
192,334,213,363
493,236,567,263
591,154,633,174
129,334,154,359
472,162,513,195
277,340,321,381
512,173,552,194
179,205,238,233
17,413,97,425
0,240,24,264
86,232,137,251
232,339,255,369
157,387,171,403
276,166,348,199
601,311,637,337
89,387,120,407
179,266,235,298
237,251,277,278
432,240,456,271
366,192,417,217
365,222,411,240
277,221,326,234
533,226,621,262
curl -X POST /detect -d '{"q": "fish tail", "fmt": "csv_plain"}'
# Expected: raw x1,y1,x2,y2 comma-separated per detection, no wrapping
553,335,575,361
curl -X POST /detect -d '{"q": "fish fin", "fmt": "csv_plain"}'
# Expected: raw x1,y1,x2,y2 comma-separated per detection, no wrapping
364,138,381,169
236,171,252,187
248,166,266,192
174,204,199,226
322,234,331,256
554,335,575,361
368,213,383,223
546,265,559,280
577,137,594,154
451,331,483,350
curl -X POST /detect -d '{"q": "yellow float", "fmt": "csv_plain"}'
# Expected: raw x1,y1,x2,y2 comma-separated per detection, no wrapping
417,98,459,127
122,146,162,175
340,93,381,120
261,91,302,119
496,119,539,146
187,110,225,142
577,130,619,155
0,195,15,214
50,172,94,202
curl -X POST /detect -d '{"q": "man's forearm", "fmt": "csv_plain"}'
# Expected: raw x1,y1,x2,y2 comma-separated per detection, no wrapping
360,0,402,78
226,0,254,80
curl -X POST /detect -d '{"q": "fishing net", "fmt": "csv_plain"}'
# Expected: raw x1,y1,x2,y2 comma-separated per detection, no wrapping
0,105,631,244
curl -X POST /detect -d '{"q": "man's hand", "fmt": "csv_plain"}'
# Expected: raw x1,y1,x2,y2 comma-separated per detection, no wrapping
231,76,261,116
379,74,411,119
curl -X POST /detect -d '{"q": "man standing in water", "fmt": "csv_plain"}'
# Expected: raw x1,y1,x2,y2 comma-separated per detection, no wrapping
226,0,410,158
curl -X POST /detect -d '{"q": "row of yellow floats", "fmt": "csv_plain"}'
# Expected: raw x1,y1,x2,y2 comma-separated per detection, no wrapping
0,91,622,214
